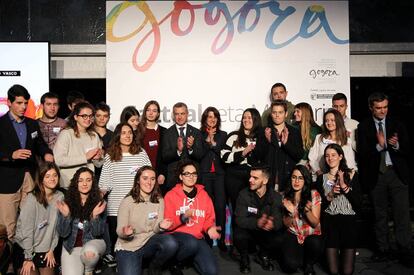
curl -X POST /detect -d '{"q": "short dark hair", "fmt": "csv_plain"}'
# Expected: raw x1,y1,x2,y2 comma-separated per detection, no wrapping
66,90,85,106
250,164,270,179
40,92,59,104
95,102,111,114
368,92,388,108
7,84,30,102
271,100,287,112
271,82,286,92
173,102,188,111
332,93,347,103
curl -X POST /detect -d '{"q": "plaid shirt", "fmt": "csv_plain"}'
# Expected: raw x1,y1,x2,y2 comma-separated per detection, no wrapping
288,190,322,244
37,117,67,149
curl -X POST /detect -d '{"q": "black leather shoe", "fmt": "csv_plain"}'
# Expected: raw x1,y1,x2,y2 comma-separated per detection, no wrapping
303,264,316,275
371,250,389,262
240,255,251,274
254,254,274,271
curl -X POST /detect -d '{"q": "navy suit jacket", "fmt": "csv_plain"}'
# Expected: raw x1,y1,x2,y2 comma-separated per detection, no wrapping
0,112,52,193
357,116,410,192
162,124,203,189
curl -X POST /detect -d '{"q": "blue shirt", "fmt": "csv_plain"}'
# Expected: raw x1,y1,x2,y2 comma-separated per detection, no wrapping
8,111,27,148
373,117,393,166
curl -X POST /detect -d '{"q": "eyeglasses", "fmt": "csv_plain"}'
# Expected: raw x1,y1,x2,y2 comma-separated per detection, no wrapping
77,114,94,120
291,175,304,181
181,172,198,178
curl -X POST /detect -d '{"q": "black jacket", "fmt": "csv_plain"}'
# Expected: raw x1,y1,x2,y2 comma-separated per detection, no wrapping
357,116,410,192
255,124,303,191
235,187,284,231
199,129,227,174
0,112,52,193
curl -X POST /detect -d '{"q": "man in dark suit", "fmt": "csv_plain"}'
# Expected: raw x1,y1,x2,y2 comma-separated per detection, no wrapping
0,84,53,240
357,92,412,266
162,102,203,193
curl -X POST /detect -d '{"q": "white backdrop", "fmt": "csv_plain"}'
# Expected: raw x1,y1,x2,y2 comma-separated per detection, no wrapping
106,1,349,131
0,42,49,119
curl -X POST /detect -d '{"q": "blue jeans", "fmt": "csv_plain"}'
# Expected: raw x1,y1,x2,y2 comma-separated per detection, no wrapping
171,232,218,275
116,234,178,275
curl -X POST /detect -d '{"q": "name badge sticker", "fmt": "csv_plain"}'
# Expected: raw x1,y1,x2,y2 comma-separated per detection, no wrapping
31,131,38,139
52,127,61,134
148,212,158,220
38,220,48,229
129,166,139,175
149,140,158,147
247,207,258,214
78,222,84,230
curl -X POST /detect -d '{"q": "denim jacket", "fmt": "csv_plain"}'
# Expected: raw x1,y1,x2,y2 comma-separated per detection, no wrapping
57,212,105,253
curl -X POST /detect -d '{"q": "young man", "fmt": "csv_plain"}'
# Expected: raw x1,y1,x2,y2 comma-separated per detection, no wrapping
37,92,67,149
94,102,113,150
357,93,413,267
256,100,303,192
0,85,53,240
162,102,203,193
261,83,295,126
332,93,358,151
234,165,283,273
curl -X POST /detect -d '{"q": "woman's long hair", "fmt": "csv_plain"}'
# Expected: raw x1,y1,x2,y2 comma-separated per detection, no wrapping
107,123,142,161
140,100,161,128
32,162,60,208
200,106,221,132
320,108,347,146
324,143,353,186
128,166,161,203
284,165,312,218
295,102,320,151
67,102,96,138
120,105,144,146
65,167,101,221
234,108,262,148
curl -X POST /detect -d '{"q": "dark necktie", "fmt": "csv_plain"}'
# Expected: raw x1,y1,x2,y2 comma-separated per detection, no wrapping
378,121,387,173
179,127,185,138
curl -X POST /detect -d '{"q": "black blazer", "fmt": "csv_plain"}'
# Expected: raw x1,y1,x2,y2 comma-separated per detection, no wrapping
199,129,227,174
162,124,203,189
255,124,304,192
357,116,410,192
0,112,52,193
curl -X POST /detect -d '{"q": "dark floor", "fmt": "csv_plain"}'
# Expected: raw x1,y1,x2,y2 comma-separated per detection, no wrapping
102,246,414,275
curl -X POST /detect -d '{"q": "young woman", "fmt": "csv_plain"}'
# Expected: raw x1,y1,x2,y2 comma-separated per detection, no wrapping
164,160,220,275
281,165,323,275
293,102,322,165
116,166,177,275
139,100,167,186
99,123,151,255
308,109,356,178
14,162,64,275
56,167,107,275
120,106,140,132
54,102,103,188
319,144,361,275
221,108,261,212
199,107,227,251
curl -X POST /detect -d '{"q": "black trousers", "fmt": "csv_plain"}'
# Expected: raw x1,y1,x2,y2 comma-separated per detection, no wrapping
201,172,227,244
225,167,250,213
279,231,323,272
370,167,411,251
233,225,283,256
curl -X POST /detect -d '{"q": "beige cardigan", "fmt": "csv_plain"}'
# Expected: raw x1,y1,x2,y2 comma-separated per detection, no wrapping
53,128,103,188
115,195,164,252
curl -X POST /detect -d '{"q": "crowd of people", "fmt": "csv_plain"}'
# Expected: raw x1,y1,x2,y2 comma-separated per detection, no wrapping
0,83,412,275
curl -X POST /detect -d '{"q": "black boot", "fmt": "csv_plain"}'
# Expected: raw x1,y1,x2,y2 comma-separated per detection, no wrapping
254,253,274,271
239,254,251,274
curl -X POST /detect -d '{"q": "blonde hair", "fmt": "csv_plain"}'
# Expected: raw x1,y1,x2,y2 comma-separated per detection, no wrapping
295,103,318,151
